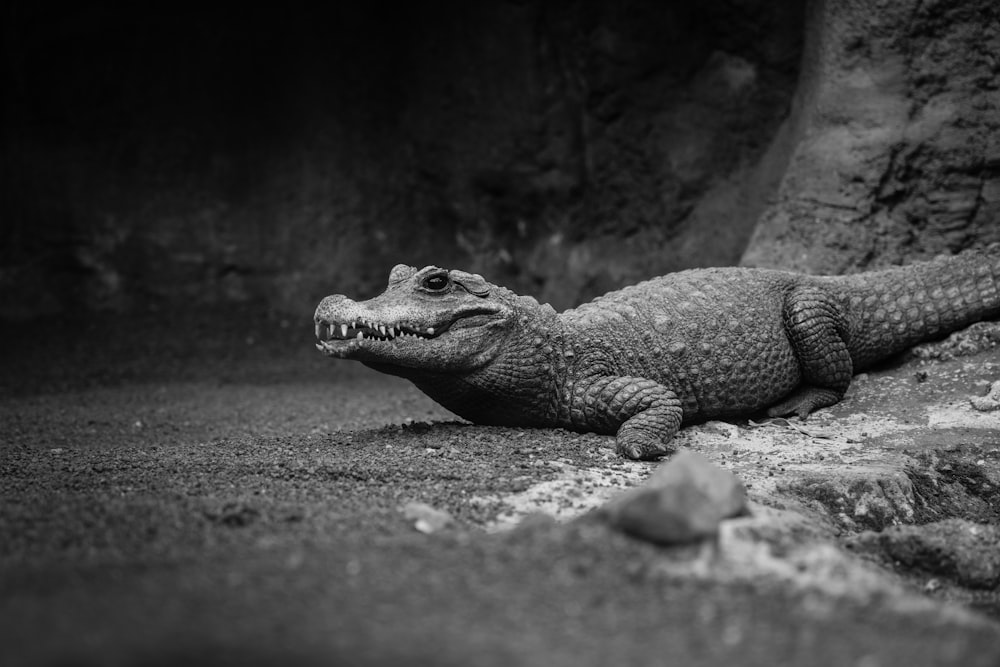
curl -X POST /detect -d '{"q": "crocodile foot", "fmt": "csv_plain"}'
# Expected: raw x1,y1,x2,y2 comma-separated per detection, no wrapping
766,385,844,419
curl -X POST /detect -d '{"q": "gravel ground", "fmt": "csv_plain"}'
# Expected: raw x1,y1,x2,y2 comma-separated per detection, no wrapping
2,307,999,666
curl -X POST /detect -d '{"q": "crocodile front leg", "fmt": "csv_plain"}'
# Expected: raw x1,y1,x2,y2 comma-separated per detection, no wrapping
569,376,683,460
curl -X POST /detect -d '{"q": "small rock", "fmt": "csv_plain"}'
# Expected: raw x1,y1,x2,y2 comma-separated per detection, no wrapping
702,421,739,439
402,501,454,534
970,380,1000,412
514,512,558,531
601,450,749,545
206,502,260,528
508,478,532,492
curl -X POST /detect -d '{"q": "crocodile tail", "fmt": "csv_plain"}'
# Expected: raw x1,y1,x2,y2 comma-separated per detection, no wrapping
827,245,1000,369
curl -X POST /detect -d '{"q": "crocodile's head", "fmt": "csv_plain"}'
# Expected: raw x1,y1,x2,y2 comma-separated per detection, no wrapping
314,264,538,374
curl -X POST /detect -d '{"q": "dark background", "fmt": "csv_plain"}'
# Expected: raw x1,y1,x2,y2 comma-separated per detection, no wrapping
1,1,805,320
3,0,998,319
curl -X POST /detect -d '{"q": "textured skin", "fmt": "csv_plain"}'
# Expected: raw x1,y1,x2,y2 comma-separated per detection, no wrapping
314,249,1000,459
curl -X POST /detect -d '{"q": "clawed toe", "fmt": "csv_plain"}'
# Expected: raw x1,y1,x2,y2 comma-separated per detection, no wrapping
616,437,671,461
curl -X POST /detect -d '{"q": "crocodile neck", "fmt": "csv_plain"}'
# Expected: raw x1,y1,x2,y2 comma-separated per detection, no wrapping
390,310,572,427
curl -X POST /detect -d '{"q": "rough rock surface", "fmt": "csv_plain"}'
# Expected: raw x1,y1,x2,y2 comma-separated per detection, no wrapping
742,0,1000,273
851,519,1000,590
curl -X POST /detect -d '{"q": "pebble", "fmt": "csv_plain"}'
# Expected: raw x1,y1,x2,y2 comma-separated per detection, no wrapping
601,450,748,545
402,501,454,534
970,380,1000,412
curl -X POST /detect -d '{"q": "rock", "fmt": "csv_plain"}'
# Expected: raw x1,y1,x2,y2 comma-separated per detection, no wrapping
852,519,1000,590
913,322,1000,362
970,380,1000,412
601,450,748,545
513,512,559,533
402,501,454,534
780,467,916,532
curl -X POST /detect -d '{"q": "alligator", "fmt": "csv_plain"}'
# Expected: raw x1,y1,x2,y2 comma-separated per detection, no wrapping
314,248,1000,459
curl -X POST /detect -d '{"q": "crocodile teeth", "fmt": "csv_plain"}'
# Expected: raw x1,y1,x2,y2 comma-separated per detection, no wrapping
314,318,445,343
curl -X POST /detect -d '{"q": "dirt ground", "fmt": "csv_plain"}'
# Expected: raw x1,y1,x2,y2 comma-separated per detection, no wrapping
2,306,1000,667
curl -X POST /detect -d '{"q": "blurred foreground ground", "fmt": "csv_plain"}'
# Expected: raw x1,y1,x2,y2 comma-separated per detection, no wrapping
2,307,999,666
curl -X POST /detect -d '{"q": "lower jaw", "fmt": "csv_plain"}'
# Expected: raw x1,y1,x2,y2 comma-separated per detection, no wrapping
315,340,360,357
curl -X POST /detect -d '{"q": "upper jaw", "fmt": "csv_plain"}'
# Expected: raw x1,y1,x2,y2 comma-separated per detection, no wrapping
312,287,509,361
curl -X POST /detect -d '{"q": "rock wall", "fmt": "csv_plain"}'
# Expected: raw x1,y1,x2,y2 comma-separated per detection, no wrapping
742,0,1000,273
6,0,995,320
401,2,804,309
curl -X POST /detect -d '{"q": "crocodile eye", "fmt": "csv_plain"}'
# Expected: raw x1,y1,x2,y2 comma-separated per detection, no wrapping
421,274,450,292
